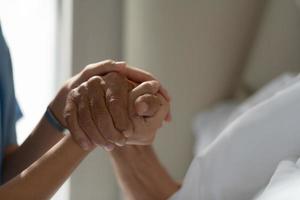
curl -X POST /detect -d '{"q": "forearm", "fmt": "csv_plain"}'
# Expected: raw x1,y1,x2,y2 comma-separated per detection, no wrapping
0,135,91,200
110,145,180,200
3,115,64,182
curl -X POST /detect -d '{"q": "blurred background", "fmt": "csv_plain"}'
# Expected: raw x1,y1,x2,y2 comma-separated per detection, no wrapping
0,0,300,199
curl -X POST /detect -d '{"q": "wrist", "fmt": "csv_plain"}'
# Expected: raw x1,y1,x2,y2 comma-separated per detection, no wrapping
44,106,67,133
110,145,180,199
48,85,70,127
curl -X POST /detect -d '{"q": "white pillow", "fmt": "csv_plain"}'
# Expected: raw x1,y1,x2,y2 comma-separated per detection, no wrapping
192,101,238,155
171,77,300,200
254,158,300,200
193,73,298,156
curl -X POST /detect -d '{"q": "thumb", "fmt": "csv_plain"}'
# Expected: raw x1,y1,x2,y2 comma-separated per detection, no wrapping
135,94,161,117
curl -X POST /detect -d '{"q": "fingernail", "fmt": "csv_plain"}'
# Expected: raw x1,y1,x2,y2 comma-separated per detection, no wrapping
137,102,148,115
81,141,90,151
116,138,127,147
104,144,114,151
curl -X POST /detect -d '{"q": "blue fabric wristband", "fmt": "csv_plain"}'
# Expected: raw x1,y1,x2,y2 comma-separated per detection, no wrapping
45,106,66,133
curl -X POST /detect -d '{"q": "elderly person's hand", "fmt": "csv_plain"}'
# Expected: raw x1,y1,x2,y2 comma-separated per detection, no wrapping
126,81,169,145
63,72,169,151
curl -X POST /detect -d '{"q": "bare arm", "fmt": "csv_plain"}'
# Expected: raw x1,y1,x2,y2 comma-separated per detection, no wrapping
0,135,91,200
110,145,180,200
2,115,64,182
105,70,179,200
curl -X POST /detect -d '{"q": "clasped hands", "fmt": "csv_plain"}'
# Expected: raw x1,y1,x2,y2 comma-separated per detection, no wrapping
50,60,170,151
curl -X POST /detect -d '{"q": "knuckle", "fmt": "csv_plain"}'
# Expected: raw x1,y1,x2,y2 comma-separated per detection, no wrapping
105,71,122,80
87,76,102,86
77,84,88,96
143,82,153,92
69,89,80,102
87,77,104,93
82,64,91,73
85,63,93,70
102,59,115,66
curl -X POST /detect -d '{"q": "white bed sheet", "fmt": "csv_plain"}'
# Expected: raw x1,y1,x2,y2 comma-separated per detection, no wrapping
172,74,300,200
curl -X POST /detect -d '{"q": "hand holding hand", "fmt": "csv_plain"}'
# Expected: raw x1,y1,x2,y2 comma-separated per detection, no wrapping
49,60,170,151
63,72,169,151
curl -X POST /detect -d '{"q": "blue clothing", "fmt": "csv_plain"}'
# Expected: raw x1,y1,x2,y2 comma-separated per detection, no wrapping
0,25,22,183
